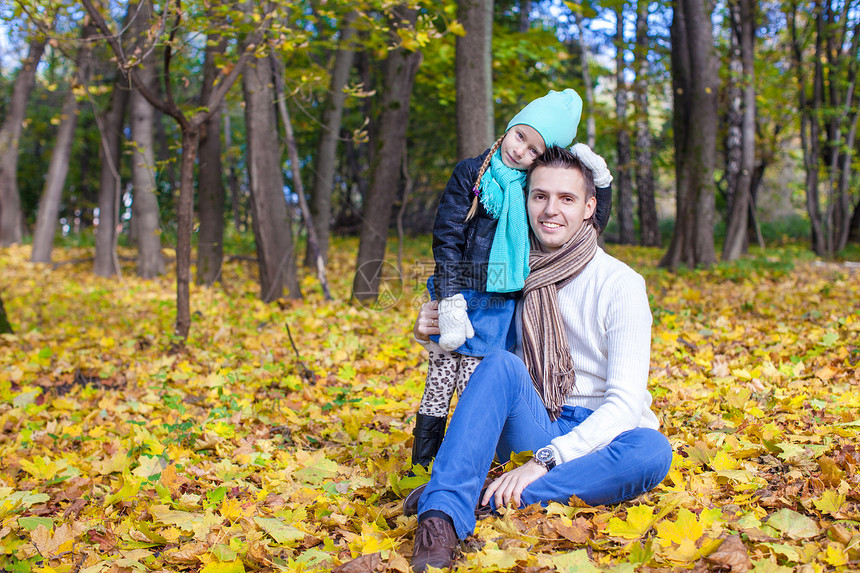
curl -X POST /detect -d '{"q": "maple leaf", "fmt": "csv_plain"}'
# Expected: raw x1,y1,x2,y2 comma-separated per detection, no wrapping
294,457,339,485
551,549,599,572
333,552,382,573
607,505,656,539
703,534,752,572
19,457,71,481
0,489,49,519
18,516,52,531
103,473,142,507
822,544,849,566
812,490,845,515
817,456,846,486
553,517,592,544
132,455,167,478
254,517,306,545
200,559,245,573
30,523,81,558
763,509,819,540
470,540,530,570
165,541,208,564
654,508,723,563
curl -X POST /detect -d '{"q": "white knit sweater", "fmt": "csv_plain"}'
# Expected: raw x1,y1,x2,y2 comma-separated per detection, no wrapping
515,248,659,464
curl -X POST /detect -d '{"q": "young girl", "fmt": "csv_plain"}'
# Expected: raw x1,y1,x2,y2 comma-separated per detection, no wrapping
410,89,614,473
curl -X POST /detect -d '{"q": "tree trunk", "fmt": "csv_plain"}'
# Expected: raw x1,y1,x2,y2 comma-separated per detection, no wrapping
571,3,596,148
32,23,96,263
832,18,859,252
723,14,742,221
93,70,130,277
849,196,860,243
633,0,660,247
225,113,243,231
272,56,324,299
835,110,857,251
352,6,422,303
31,90,80,262
660,0,719,269
519,0,531,32
82,0,265,338
130,1,164,278
0,35,48,246
306,11,357,267
174,129,199,337
0,294,11,334
722,0,756,261
197,33,228,286
156,109,177,198
456,0,494,160
615,5,635,245
243,55,299,302
791,4,826,256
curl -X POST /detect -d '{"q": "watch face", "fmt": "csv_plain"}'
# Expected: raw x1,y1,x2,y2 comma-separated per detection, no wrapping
536,447,554,463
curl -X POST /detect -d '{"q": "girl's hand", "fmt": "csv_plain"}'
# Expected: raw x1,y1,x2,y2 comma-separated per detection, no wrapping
481,460,547,509
571,143,613,187
414,300,440,341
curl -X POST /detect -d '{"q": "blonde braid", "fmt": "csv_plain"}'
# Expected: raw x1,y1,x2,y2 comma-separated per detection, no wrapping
465,135,505,222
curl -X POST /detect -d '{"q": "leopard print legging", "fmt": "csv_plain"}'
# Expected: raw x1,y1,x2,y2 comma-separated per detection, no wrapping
418,342,482,417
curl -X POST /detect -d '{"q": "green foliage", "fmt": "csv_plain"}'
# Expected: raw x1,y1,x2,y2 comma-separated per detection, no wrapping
3,0,856,263
407,17,584,227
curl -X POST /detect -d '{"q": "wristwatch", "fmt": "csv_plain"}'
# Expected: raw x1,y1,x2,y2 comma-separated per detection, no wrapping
533,446,557,470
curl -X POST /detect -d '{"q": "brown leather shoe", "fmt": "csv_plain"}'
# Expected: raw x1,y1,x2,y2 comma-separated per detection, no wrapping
403,483,426,517
411,517,459,572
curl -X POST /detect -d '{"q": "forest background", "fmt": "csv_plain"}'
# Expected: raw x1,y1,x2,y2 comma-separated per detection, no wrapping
0,0,858,572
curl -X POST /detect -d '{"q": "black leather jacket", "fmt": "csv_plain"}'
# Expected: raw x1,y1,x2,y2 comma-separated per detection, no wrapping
432,150,495,300
431,149,613,300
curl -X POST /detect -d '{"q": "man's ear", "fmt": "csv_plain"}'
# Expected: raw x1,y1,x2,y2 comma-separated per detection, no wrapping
584,196,597,220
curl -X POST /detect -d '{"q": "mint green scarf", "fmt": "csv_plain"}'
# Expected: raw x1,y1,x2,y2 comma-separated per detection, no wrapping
478,149,530,292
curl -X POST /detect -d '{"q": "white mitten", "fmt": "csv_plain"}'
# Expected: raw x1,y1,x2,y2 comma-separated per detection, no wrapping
571,143,614,188
438,293,475,351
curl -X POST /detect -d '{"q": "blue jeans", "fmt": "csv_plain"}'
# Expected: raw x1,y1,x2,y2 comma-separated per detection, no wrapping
416,351,673,539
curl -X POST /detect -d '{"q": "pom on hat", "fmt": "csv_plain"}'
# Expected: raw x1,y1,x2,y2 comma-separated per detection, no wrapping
506,89,583,149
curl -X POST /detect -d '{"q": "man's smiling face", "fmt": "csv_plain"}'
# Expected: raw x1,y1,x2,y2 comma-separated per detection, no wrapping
527,165,597,251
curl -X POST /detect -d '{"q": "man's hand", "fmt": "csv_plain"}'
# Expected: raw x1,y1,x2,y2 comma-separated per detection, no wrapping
481,460,547,509
414,300,440,342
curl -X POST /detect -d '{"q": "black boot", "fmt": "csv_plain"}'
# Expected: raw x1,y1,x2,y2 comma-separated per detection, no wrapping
411,413,447,470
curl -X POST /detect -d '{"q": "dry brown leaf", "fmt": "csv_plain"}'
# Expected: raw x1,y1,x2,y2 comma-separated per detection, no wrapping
818,456,845,487
703,534,752,572
165,541,208,564
333,552,383,573
63,498,86,519
87,527,117,553
553,517,592,544
33,523,78,557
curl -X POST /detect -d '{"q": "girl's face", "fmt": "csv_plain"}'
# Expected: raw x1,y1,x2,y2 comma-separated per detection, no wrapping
500,124,546,170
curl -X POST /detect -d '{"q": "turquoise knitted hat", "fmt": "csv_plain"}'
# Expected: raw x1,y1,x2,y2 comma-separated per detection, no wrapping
505,88,583,148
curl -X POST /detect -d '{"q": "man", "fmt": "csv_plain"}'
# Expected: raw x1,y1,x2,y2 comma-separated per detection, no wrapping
409,145,672,571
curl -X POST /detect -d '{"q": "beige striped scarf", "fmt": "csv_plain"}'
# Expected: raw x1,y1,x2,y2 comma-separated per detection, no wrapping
521,223,598,420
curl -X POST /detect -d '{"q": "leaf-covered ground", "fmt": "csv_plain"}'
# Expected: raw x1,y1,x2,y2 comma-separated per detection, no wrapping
0,240,858,573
